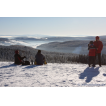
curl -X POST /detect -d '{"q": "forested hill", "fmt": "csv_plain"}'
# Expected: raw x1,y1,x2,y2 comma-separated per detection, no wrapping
0,45,106,65
0,45,78,62
37,39,106,54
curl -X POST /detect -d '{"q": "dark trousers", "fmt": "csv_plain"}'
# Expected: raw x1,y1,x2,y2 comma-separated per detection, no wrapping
89,56,95,67
95,53,101,66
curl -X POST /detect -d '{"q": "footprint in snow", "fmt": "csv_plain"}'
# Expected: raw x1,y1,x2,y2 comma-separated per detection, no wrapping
103,74,106,76
4,84,9,87
62,80,66,82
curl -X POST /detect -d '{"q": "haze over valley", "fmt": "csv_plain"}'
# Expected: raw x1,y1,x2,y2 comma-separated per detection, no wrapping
0,35,106,55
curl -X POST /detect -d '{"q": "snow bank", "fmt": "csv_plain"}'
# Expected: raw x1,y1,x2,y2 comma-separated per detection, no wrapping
0,62,106,87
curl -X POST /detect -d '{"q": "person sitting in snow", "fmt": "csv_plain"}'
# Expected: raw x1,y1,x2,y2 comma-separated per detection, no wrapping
88,41,97,67
35,50,46,65
14,50,26,65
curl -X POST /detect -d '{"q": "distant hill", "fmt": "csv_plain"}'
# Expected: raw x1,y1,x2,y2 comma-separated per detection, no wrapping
14,37,47,41
0,45,106,65
13,35,106,42
0,45,78,62
0,38,9,41
37,38,106,54
1,35,106,54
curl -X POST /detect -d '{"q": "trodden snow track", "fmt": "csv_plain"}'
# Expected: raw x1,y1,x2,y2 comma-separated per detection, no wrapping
0,62,106,87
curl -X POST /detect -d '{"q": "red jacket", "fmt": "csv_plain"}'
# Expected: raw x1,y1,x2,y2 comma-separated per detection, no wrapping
88,44,96,56
93,40,103,53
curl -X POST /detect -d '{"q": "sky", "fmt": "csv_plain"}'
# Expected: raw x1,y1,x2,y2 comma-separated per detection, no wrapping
0,17,106,37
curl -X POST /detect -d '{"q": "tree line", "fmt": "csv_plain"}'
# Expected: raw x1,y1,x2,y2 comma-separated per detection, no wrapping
0,46,106,65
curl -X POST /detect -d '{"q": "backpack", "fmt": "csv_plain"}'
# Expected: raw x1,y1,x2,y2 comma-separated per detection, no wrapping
22,61,30,65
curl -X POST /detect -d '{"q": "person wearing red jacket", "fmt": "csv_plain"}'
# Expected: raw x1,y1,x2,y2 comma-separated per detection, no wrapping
88,41,97,67
93,36,103,67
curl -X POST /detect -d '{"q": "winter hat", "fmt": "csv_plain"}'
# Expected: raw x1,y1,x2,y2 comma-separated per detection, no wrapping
15,50,19,54
38,50,41,54
96,36,99,40
90,41,94,44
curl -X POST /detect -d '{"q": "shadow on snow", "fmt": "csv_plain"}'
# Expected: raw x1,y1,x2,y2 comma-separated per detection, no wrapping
103,74,106,76
0,63,42,69
24,65,42,68
0,63,17,68
79,67,100,83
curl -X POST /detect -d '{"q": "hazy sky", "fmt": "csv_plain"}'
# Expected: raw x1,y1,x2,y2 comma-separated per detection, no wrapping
0,17,106,37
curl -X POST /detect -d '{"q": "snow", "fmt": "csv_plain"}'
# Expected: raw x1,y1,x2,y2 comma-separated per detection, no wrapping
0,62,106,87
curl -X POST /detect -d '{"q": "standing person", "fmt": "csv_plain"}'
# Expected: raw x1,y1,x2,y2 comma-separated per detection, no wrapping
93,36,103,67
14,50,26,65
88,41,97,67
35,50,45,65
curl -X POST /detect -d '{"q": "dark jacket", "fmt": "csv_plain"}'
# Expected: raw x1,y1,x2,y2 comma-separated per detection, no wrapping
14,54,25,65
35,53,45,65
93,40,103,53
88,44,97,56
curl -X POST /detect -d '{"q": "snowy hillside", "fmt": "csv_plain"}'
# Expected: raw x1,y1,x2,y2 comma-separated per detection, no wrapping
0,62,106,87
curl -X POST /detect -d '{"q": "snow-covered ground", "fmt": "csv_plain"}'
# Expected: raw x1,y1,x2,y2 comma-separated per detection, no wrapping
0,62,106,87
